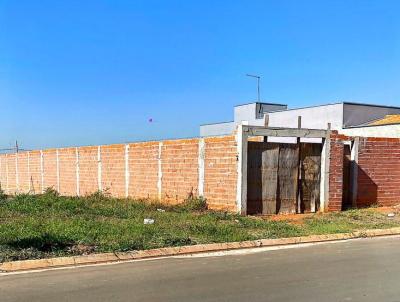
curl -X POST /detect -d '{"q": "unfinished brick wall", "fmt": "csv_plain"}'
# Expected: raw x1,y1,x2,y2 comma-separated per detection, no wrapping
0,156,5,189
161,139,199,203
8,131,398,213
328,132,345,211
6,154,16,193
0,136,238,211
128,142,159,200
101,144,126,198
17,152,30,192
204,136,237,212
357,137,400,207
58,148,77,196
43,149,58,191
326,132,400,211
79,146,98,196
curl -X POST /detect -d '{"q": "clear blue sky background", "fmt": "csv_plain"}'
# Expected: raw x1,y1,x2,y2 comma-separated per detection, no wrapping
1,0,399,150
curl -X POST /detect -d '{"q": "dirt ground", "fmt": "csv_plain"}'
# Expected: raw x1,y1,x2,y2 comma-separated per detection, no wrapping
256,206,400,225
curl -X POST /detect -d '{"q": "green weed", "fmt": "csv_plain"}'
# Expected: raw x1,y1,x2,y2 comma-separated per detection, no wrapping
0,194,399,262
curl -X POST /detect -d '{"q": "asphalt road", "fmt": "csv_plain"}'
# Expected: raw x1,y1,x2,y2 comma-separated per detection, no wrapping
1,236,400,302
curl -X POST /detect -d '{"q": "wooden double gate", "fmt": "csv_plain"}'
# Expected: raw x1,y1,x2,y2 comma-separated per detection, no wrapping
247,142,322,215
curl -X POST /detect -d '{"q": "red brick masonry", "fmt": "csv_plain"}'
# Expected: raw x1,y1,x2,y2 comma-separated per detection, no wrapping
328,133,345,211
1,132,399,212
356,137,400,207
0,136,238,211
328,132,400,210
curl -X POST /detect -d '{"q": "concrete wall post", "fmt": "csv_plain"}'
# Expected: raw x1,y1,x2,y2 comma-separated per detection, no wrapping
5,154,9,193
320,127,331,212
198,138,205,197
40,150,44,193
97,146,102,192
15,152,19,192
75,147,80,196
56,149,60,192
157,142,163,200
351,137,360,207
27,152,31,192
236,124,248,215
125,144,130,198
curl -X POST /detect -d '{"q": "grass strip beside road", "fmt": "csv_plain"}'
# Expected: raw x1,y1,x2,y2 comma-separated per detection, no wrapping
1,189,399,262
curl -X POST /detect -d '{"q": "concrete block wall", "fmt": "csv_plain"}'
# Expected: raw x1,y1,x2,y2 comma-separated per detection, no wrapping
0,136,238,212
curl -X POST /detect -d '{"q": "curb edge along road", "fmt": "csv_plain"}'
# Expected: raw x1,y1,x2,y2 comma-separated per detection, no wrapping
2,227,400,273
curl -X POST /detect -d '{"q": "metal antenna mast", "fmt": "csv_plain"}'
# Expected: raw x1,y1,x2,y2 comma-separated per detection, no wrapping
246,74,261,102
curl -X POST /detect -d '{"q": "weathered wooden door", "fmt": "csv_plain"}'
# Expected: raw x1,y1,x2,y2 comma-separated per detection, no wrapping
277,144,299,214
247,142,279,214
300,143,322,213
247,142,322,215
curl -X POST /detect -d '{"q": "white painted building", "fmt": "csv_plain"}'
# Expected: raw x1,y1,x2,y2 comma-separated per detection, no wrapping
200,101,400,138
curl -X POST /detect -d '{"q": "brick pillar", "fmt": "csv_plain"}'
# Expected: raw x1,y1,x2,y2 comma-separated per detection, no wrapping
328,133,345,211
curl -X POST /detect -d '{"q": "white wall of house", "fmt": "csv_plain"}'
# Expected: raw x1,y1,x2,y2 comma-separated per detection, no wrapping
200,101,400,138
267,103,343,130
199,122,235,137
341,124,400,138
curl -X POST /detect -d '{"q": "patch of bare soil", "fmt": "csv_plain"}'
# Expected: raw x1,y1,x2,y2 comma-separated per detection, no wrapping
374,206,400,214
68,244,97,255
255,213,317,225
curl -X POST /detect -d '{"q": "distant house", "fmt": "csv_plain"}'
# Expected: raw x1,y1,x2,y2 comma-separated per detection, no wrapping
200,101,400,137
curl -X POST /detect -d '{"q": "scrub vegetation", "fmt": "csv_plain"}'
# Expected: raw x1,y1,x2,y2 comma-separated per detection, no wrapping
0,188,399,262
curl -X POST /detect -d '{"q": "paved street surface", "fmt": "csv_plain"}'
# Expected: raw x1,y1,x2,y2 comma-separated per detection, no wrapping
1,236,400,302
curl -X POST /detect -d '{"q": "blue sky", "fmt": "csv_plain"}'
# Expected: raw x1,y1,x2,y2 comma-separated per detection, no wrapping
0,0,399,150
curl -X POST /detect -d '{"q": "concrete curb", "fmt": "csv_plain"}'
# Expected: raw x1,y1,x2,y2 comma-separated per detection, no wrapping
2,227,400,272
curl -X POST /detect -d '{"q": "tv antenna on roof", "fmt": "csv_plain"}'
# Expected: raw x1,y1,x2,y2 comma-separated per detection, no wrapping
246,74,261,102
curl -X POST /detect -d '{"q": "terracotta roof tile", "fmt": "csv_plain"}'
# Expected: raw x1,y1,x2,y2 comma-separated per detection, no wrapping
369,115,400,126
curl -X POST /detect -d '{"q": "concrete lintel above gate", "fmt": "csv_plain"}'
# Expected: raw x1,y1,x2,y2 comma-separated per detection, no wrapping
242,125,328,139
